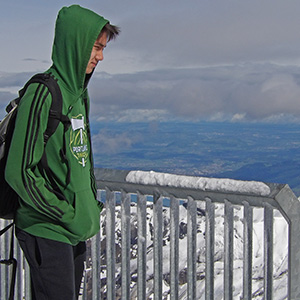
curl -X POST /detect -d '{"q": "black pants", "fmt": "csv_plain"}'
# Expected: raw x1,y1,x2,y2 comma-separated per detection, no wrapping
16,228,86,300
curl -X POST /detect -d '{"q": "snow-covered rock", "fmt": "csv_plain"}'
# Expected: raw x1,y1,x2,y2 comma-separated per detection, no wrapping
87,199,288,299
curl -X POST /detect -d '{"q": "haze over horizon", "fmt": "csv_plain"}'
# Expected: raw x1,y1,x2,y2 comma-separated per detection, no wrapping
2,1,300,123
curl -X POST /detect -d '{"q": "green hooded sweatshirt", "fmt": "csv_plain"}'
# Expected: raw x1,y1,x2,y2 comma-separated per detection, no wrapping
5,5,109,245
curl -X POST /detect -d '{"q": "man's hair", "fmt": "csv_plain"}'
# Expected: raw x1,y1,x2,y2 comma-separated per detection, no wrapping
101,23,120,42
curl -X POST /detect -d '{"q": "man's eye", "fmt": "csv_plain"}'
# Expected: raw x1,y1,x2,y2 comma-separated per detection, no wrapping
94,45,104,51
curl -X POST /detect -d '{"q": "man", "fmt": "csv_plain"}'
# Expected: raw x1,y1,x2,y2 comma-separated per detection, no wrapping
5,5,119,299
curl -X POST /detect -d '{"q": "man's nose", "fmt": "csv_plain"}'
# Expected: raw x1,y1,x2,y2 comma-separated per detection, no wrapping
96,50,104,61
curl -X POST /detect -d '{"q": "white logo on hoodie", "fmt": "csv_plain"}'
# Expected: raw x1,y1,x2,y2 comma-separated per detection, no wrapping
69,115,88,167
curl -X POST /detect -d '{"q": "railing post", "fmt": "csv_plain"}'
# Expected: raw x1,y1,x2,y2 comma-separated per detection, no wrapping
205,198,215,300
264,203,273,300
187,196,197,300
24,257,31,300
15,235,24,300
224,200,233,300
0,221,8,300
170,195,179,300
106,188,116,300
243,201,253,300
273,185,300,300
137,192,147,300
91,231,101,300
121,190,131,300
153,193,163,300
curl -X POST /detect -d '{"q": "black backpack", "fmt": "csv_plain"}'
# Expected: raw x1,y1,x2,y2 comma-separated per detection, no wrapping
0,73,69,300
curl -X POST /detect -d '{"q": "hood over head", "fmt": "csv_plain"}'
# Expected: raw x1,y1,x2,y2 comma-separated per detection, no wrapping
50,5,108,94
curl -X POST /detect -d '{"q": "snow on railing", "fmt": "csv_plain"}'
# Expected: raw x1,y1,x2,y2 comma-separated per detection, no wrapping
126,170,271,196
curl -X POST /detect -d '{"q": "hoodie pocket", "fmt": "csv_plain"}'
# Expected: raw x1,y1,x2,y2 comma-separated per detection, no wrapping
65,189,101,240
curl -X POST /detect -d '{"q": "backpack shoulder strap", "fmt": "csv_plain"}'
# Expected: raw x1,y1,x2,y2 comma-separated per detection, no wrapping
24,73,65,143
22,73,70,198
29,74,71,195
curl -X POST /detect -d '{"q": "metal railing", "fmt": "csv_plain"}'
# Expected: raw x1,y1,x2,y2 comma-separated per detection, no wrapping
1,168,300,299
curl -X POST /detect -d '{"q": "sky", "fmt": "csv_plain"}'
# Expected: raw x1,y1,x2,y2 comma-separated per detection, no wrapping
2,0,300,123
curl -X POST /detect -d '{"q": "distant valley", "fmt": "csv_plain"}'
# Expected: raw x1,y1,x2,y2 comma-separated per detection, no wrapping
91,121,300,196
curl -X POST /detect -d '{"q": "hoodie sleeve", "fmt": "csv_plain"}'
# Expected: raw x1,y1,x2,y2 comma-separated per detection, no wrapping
5,83,75,222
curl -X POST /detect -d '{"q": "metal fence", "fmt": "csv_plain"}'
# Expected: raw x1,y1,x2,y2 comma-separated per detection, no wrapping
1,168,300,299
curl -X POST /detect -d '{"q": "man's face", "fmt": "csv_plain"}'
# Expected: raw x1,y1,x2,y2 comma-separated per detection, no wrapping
86,32,107,74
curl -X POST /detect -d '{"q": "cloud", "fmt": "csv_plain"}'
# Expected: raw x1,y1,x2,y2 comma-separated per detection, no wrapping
2,64,300,124
231,113,247,123
23,58,39,62
3,1,300,124
89,63,300,123
95,109,172,123
0,91,14,115
23,58,50,64
0,72,37,119
96,0,300,73
3,0,300,75
91,129,142,155
0,72,35,88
